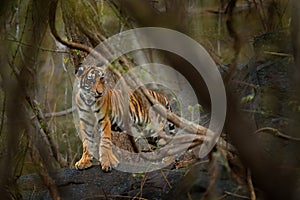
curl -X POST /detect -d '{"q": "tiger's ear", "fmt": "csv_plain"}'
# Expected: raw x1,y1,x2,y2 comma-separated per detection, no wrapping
75,64,86,77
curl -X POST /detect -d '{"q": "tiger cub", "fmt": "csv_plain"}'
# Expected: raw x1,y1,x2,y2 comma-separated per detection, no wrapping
74,64,174,172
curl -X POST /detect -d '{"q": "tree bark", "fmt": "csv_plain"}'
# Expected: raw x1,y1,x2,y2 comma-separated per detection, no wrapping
58,0,136,151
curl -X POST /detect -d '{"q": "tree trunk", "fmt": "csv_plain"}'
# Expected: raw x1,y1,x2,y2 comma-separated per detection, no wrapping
60,0,135,152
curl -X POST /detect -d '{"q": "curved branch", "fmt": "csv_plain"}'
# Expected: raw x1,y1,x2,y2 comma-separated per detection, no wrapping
48,0,107,64
49,0,91,53
255,127,300,141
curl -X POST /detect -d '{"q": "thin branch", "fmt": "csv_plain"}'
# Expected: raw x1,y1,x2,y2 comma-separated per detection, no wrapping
223,191,250,199
30,144,61,200
255,127,300,141
26,103,61,200
200,153,218,200
70,152,79,168
101,188,108,199
225,0,241,82
278,0,290,28
138,134,222,162
63,133,73,166
247,168,256,200
106,0,134,28
7,39,69,53
10,2,30,73
134,173,148,199
30,100,67,167
82,195,148,200
138,136,201,161
252,0,267,31
160,170,172,189
0,91,6,135
258,0,268,29
263,51,292,57
44,107,75,118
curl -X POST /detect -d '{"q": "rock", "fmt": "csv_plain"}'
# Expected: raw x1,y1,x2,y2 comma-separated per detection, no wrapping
18,166,182,200
18,156,250,200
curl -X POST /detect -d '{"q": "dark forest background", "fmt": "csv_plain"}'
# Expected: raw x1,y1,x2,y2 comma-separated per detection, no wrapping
1,0,300,199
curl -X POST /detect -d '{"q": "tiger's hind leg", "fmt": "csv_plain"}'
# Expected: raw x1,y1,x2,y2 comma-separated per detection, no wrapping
99,117,119,172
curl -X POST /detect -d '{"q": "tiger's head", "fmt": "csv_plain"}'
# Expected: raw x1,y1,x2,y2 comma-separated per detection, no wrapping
76,65,106,106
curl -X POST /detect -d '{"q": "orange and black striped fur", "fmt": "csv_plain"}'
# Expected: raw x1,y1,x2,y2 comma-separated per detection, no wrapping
75,65,173,172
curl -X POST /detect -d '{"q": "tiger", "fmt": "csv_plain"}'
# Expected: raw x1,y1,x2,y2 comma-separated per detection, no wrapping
74,64,174,172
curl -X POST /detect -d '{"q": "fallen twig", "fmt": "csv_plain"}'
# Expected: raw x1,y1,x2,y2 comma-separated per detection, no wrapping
223,191,250,199
255,127,300,141
134,173,148,199
160,170,172,189
263,51,292,57
82,195,148,200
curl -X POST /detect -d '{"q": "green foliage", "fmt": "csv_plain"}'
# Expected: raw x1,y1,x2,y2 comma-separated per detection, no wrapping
187,104,203,123
74,49,80,56
64,57,69,65
132,172,145,178
241,94,254,104
288,100,300,112
112,59,128,75
188,104,203,113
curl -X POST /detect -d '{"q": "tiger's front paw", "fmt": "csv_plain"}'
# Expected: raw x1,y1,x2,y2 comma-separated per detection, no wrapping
100,152,119,172
75,157,93,170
